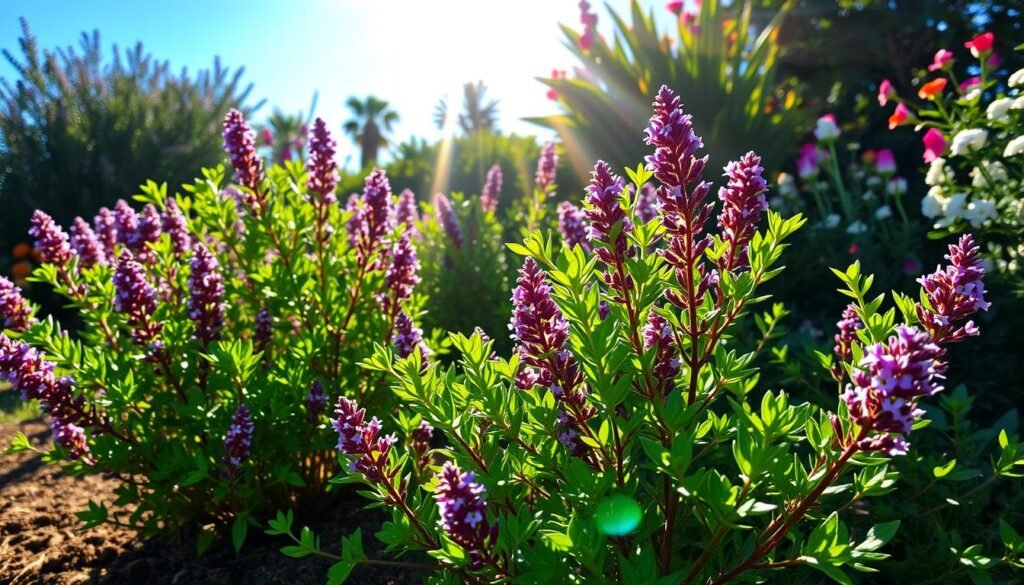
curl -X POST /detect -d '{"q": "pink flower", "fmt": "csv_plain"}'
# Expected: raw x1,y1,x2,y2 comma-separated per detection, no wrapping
987,51,1001,69
580,30,594,50
547,88,559,101
922,128,947,163
666,0,684,13
960,76,981,93
927,49,954,72
878,79,895,106
875,149,896,175
964,32,994,58
888,102,911,130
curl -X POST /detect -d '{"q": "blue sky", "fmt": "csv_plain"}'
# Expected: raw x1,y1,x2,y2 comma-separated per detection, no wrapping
1,0,675,170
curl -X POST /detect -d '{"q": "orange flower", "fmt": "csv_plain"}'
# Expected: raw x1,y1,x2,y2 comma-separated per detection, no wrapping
11,261,32,279
11,242,31,260
918,78,948,100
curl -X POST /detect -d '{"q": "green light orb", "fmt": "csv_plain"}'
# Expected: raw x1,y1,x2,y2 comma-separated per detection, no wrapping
595,494,642,536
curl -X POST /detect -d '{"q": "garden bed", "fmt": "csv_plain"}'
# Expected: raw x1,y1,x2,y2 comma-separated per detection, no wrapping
0,420,419,585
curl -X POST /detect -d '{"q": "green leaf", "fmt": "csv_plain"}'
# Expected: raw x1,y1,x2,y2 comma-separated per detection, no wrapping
855,521,900,552
933,459,957,479
232,516,249,553
327,561,357,585
4,431,34,454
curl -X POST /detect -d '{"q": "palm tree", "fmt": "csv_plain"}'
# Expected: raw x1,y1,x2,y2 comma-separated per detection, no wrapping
433,81,500,135
343,96,399,169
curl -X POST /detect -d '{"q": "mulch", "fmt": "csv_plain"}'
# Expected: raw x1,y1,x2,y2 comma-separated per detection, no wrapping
0,419,422,585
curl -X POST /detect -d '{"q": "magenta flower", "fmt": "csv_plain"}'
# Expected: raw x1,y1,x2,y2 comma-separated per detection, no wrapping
332,396,397,483
162,199,191,257
917,234,989,345
877,79,895,106
396,188,420,236
922,129,947,163
0,277,34,333
558,202,591,253
645,85,706,187
583,161,632,266
223,404,254,481
29,210,74,266
306,118,338,206
716,151,769,272
843,326,944,456
306,380,328,423
831,303,863,383
433,192,463,249
222,109,264,192
666,0,684,14
928,49,955,72
435,461,497,569
70,217,107,269
481,164,502,213
875,149,897,175
132,204,162,262
888,102,912,130
965,32,994,58
535,142,559,194
187,244,225,345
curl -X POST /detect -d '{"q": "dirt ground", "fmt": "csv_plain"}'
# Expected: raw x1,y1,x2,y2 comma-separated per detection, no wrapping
0,419,421,585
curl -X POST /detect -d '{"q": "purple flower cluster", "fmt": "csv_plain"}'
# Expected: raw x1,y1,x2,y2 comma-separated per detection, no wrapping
306,118,338,206
831,303,863,383
223,404,254,481
645,86,716,310
509,258,594,458
187,244,225,345
396,189,420,236
360,169,396,254
113,251,162,346
843,326,944,456
635,183,659,224
381,234,421,313
583,161,636,296
716,152,769,271
332,396,397,482
1,276,34,332
114,200,139,249
222,109,265,193
254,306,273,352
433,192,463,249
345,194,365,248
132,204,163,262
29,211,74,266
410,419,433,472
916,235,989,345
393,310,430,366
162,198,191,257
643,311,679,395
434,461,497,569
0,335,91,461
70,217,107,269
306,380,328,423
481,164,502,213
94,207,118,261
535,142,558,194
557,202,591,253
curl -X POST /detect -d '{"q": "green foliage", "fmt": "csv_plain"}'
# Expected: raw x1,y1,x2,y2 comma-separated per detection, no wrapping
0,18,257,254
530,0,812,181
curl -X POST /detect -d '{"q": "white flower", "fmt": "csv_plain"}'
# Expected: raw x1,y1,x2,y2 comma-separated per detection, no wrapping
1013,96,1024,110
970,160,1009,187
874,205,893,220
887,177,908,196
921,186,946,218
944,192,968,219
966,88,982,102
1005,135,1024,157
987,97,1014,121
950,129,988,156
824,214,841,228
814,115,841,142
776,172,797,197
925,158,951,186
1010,68,1024,87
846,220,868,234
964,199,997,228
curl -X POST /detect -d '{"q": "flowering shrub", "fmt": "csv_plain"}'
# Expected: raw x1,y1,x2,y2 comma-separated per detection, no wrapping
269,86,994,583
2,110,427,550
880,32,1024,271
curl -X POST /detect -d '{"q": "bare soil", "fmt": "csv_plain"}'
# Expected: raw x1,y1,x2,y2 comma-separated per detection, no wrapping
0,419,421,585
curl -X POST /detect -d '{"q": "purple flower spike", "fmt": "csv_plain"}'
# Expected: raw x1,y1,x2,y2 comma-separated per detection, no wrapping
396,189,420,237
132,204,163,262
645,85,707,188
843,326,944,456
410,420,433,471
1,276,35,332
93,207,118,262
306,380,328,423
223,404,254,481
635,184,659,224
29,211,74,266
254,306,273,352
393,310,430,366
917,234,989,345
435,461,497,569
113,200,139,249
187,244,225,345
113,251,161,346
558,202,591,253
433,192,463,249
382,234,421,311
481,164,503,213
70,217,107,269
307,118,338,206
222,109,264,192
535,142,558,194
52,418,90,461
583,161,634,281
831,303,863,383
0,334,55,401
345,194,366,248
717,152,769,271
332,396,397,483
361,169,396,252
643,310,679,395
162,198,191,257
